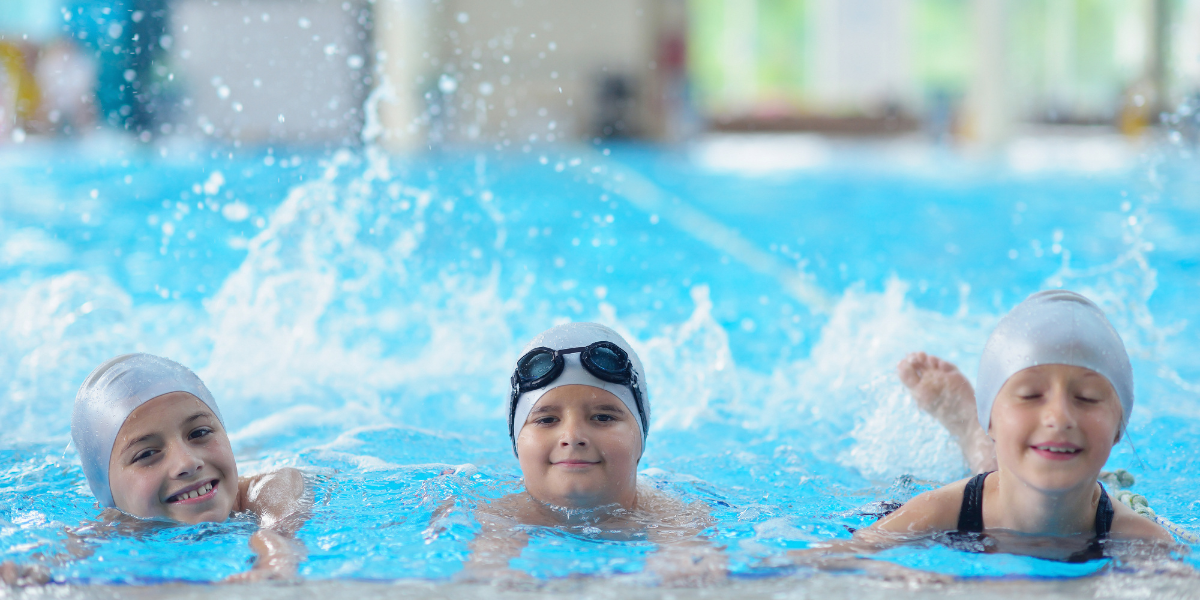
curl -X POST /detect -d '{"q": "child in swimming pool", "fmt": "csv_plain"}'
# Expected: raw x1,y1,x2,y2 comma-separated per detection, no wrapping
876,290,1172,546
62,353,308,581
458,323,724,585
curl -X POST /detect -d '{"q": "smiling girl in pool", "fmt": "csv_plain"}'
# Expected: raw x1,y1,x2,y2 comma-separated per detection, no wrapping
460,322,724,584
876,291,1172,547
69,353,310,581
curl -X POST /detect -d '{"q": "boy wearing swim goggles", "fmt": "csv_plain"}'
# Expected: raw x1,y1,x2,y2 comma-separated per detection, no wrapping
461,322,725,584
64,354,310,581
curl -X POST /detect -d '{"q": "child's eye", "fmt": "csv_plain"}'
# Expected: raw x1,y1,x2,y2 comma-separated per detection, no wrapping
132,448,158,463
189,427,213,440
1075,395,1101,404
593,414,616,422
534,416,559,425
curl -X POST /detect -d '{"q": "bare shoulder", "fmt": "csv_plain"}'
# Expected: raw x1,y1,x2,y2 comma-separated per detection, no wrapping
868,477,970,535
241,468,306,499
1109,500,1175,544
237,468,308,521
475,492,541,527
636,485,714,530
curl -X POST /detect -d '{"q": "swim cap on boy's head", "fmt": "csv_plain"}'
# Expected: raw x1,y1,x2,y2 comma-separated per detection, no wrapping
71,353,223,507
509,322,650,456
975,290,1134,433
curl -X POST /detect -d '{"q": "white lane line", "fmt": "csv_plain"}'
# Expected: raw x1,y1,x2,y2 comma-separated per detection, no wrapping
584,148,833,314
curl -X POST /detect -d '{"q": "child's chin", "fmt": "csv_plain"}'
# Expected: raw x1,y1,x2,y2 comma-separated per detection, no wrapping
168,501,233,524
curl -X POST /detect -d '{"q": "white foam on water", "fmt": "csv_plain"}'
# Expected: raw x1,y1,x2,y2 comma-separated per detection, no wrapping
0,126,1185,494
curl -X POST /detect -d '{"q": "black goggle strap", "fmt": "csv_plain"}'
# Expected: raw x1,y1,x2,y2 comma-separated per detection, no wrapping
629,369,649,441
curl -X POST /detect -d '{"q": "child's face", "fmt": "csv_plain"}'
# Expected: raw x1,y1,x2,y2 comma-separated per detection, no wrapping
107,392,239,524
989,364,1122,492
516,385,642,510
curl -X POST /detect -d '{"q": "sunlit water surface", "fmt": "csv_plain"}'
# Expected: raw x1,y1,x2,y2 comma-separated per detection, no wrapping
0,135,1198,585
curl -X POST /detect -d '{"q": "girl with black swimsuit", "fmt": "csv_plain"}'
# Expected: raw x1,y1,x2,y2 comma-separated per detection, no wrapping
786,292,1172,578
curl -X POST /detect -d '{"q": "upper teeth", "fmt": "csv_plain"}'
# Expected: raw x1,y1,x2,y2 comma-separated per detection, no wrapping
1039,446,1076,453
173,482,213,502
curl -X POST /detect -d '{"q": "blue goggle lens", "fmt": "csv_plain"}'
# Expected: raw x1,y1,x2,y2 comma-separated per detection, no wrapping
588,346,625,373
518,351,556,380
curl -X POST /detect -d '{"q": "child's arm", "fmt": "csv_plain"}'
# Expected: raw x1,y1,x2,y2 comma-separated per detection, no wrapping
1110,500,1178,545
642,494,728,586
459,503,532,584
776,483,967,583
0,561,50,586
228,468,310,582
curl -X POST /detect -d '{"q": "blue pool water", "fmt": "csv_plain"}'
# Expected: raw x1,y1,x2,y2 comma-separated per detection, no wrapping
0,132,1198,584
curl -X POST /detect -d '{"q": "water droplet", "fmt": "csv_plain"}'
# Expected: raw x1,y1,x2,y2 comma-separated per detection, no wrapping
222,202,251,222
298,17,311,29
456,12,469,23
438,74,458,94
347,54,364,69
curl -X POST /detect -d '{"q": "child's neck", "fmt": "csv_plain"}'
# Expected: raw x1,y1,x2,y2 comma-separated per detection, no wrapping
989,469,1099,536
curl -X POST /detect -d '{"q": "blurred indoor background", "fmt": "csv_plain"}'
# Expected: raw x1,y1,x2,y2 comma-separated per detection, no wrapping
0,0,1197,151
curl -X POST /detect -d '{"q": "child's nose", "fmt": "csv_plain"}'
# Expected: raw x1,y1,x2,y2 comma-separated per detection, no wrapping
1042,390,1077,429
169,444,205,477
558,415,588,447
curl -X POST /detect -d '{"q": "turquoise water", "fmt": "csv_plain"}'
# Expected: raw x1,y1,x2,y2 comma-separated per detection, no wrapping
0,134,1197,584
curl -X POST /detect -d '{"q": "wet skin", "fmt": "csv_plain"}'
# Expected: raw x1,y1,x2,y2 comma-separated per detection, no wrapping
989,364,1123,500
107,392,239,524
463,384,726,585
869,362,1173,543
516,385,642,511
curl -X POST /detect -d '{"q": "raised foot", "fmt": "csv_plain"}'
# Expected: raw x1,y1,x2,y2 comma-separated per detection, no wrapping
897,351,978,440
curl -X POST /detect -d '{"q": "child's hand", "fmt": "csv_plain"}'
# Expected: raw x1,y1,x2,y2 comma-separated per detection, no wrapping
0,561,50,586
645,544,728,587
224,529,303,583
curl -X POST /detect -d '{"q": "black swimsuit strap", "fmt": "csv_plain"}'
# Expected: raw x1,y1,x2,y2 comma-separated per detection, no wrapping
1094,483,1114,538
956,471,992,532
958,472,1114,539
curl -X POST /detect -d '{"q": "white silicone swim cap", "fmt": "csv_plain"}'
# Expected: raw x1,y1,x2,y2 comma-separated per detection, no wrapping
71,353,224,507
975,290,1134,433
510,322,649,457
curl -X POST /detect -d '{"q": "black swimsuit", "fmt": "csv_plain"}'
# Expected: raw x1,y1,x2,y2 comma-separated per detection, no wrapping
954,471,1114,561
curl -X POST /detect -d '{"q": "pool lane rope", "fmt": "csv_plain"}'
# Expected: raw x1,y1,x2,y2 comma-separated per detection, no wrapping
1100,470,1199,544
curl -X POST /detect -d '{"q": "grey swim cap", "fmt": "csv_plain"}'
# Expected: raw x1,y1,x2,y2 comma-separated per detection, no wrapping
510,322,650,457
71,353,224,507
976,290,1134,433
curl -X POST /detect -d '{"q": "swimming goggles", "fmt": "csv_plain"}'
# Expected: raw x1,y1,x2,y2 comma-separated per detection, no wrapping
508,341,648,441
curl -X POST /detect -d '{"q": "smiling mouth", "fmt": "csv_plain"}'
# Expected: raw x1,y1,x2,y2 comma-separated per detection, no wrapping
166,480,218,504
1031,445,1082,455
553,460,599,467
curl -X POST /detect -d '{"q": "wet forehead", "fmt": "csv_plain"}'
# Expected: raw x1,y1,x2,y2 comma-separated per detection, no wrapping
116,392,214,442
1007,364,1114,390
531,384,626,413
